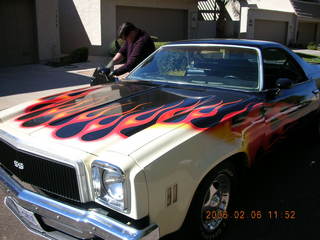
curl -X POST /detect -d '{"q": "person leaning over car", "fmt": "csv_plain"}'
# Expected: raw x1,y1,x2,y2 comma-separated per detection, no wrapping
110,22,155,77
91,22,155,85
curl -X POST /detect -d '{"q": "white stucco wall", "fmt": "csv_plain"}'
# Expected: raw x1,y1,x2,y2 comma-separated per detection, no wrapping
59,0,197,55
70,0,102,46
240,7,249,34
246,0,295,13
59,0,102,54
228,0,295,22
35,0,61,61
100,0,197,55
240,8,296,44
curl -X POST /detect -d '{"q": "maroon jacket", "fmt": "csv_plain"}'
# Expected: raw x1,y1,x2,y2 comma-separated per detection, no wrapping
113,30,155,76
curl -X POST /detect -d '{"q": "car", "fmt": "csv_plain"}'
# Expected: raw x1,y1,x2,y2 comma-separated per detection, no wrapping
0,39,320,240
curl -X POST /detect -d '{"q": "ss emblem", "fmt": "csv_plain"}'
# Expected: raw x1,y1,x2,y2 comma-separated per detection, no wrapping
13,160,24,170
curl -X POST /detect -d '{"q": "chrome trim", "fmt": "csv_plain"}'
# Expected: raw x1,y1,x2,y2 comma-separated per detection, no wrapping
92,160,131,213
313,89,320,94
0,167,159,240
126,48,161,78
0,129,90,202
257,48,264,91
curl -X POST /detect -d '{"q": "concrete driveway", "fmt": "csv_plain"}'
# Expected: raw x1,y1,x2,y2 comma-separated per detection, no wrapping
0,56,106,110
293,49,320,57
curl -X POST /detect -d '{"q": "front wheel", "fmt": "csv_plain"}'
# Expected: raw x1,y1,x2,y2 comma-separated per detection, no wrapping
309,113,320,139
316,115,320,138
181,162,236,239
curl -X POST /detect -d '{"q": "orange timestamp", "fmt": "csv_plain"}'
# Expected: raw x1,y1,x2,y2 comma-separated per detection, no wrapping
205,210,296,220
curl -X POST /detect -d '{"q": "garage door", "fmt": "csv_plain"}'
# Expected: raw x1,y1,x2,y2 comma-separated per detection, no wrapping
0,0,37,67
116,6,188,41
297,22,317,46
254,20,288,44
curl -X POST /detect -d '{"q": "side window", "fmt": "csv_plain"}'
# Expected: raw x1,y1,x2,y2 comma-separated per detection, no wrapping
262,48,307,89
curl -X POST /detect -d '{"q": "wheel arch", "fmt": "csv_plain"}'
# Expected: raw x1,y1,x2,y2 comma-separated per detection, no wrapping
180,152,249,230
196,152,249,196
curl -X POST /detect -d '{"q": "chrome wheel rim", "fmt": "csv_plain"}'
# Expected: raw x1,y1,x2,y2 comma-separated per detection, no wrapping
201,173,231,232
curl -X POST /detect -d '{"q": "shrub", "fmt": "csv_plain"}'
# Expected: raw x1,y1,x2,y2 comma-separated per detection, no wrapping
46,47,89,67
154,42,169,49
307,42,318,50
108,39,124,57
69,47,89,63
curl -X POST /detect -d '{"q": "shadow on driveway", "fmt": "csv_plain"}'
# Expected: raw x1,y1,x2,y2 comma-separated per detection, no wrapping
0,64,93,97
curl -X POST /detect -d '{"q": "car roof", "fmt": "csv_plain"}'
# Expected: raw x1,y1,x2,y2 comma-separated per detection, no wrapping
167,39,283,49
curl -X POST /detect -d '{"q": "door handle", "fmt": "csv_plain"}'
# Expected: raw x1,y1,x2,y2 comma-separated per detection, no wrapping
313,89,320,94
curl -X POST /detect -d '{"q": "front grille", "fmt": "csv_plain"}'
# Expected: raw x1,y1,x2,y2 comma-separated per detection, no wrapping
0,140,80,202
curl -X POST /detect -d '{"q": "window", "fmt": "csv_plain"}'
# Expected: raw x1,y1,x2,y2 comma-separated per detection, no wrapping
128,45,260,91
262,48,307,89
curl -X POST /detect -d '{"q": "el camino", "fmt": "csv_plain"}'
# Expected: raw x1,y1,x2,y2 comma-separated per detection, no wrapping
0,39,319,240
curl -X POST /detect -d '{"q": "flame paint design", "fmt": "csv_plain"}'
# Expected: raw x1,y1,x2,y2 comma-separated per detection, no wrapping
15,88,258,142
19,87,103,126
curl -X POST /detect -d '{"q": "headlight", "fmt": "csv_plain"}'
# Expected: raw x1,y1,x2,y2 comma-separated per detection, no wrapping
92,160,130,212
103,169,124,201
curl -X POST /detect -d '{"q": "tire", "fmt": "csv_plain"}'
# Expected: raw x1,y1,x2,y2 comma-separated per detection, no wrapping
316,115,320,138
180,162,237,240
309,112,320,140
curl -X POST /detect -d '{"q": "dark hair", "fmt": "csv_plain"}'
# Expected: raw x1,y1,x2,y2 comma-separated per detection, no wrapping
118,22,137,39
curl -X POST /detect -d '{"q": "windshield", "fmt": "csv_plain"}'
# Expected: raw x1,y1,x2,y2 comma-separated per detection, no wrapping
127,45,261,90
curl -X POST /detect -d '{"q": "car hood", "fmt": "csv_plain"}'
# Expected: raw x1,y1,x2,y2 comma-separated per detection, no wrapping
1,82,259,156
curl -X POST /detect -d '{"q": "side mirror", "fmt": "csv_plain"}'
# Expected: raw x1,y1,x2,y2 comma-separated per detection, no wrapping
265,78,293,99
276,78,293,89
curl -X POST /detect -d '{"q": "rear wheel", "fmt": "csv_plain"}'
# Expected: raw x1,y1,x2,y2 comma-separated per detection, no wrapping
181,162,236,239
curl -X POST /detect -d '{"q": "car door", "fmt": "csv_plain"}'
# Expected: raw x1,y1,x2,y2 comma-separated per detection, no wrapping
262,47,319,147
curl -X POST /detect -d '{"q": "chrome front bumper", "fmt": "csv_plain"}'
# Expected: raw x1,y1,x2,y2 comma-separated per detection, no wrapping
0,167,159,240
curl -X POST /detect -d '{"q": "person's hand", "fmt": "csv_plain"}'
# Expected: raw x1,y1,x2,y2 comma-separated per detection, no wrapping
107,70,116,82
100,67,111,75
91,67,112,86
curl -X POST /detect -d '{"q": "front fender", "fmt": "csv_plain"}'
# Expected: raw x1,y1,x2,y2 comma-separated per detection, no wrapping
130,121,244,237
